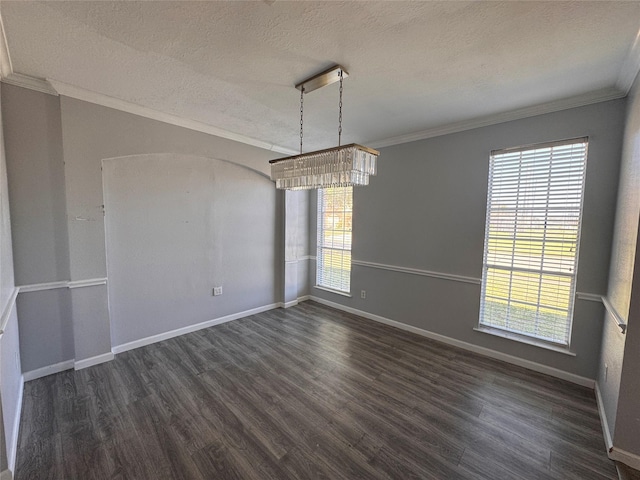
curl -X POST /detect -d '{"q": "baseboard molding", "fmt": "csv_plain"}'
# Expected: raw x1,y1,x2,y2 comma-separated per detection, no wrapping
74,352,114,371
23,352,115,380
309,296,595,388
112,303,280,354
280,295,311,309
0,469,12,480
8,375,23,474
23,360,75,382
595,382,614,451
610,448,640,471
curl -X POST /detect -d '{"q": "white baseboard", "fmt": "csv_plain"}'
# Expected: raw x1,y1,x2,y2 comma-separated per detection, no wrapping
74,352,114,371
309,296,595,388
7,375,24,474
23,360,75,382
595,382,614,451
280,295,311,309
610,448,640,471
112,303,280,354
1,469,13,480
596,383,640,471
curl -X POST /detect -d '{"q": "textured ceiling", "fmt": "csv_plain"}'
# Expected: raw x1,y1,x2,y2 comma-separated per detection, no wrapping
2,1,640,152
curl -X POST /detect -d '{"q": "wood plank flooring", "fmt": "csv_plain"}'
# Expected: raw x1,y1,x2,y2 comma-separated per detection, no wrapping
16,301,617,479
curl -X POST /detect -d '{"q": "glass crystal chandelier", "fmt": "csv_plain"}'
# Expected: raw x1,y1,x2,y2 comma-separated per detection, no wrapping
270,65,380,190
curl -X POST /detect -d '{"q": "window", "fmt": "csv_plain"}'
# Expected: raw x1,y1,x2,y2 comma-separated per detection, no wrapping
317,186,352,293
479,138,588,346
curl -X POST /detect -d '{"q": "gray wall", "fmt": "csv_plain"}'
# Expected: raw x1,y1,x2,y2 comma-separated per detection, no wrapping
0,82,23,477
616,229,640,454
3,84,285,372
60,96,281,364
1,84,74,372
311,99,625,380
2,84,68,286
103,154,276,347
601,73,640,456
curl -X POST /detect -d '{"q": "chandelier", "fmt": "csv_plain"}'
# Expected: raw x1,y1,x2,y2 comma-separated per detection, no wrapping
270,65,379,190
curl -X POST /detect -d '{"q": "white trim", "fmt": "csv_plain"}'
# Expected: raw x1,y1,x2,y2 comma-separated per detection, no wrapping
112,303,280,354
0,12,12,79
1,469,12,480
17,278,107,293
285,256,312,264
17,281,68,293
279,295,311,309
48,79,296,155
602,296,628,334
23,360,75,382
74,352,114,370
68,277,107,289
595,382,614,452
2,73,58,96
313,285,352,297
617,28,640,94
473,326,576,356
610,448,640,472
0,287,19,334
369,88,625,149
576,292,603,302
8,375,23,474
352,259,603,303
352,259,482,285
309,296,595,388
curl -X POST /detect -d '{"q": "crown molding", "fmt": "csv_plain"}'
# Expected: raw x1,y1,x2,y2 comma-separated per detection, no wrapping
369,87,626,149
2,72,58,96
48,79,296,155
0,12,12,78
616,28,640,94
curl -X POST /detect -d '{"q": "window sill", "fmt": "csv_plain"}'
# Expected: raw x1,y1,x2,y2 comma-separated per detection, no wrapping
473,326,576,356
313,285,352,298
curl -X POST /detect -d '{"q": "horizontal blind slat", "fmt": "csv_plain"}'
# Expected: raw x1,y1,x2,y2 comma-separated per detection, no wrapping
480,138,587,346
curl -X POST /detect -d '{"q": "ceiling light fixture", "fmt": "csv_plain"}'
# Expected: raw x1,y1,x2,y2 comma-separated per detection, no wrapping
270,65,380,190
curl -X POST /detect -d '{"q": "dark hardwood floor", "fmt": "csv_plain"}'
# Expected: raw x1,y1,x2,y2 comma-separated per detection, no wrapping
16,301,617,479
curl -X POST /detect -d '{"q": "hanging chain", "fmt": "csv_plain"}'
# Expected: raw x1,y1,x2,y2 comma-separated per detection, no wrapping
299,86,304,154
338,69,343,146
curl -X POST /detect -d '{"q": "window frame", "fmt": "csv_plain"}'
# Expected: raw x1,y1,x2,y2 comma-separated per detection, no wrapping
316,186,353,294
478,137,589,347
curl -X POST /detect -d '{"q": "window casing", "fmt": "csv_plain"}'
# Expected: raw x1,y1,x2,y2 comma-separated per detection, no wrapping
479,138,588,346
316,186,352,293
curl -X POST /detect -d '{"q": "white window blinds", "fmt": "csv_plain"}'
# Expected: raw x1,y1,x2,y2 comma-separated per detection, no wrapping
317,186,352,293
479,138,588,346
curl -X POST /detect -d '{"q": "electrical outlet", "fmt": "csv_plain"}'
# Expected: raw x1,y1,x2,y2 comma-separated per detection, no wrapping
605,364,608,382
361,290,366,299
213,286,223,296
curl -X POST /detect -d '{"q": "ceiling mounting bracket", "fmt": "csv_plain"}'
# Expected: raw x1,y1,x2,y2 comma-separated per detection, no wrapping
295,64,349,94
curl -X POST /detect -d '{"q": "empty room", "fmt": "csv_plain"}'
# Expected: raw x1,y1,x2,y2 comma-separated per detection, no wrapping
1,1,640,479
